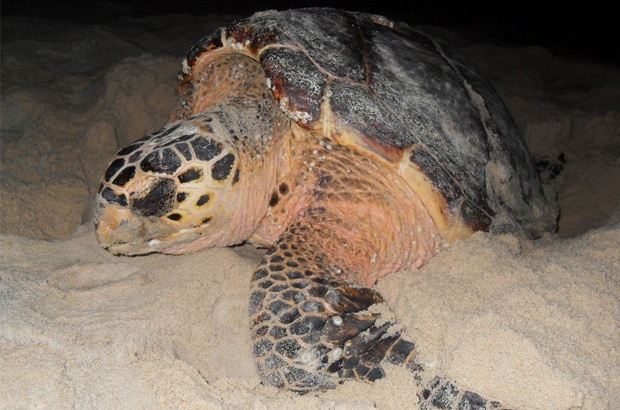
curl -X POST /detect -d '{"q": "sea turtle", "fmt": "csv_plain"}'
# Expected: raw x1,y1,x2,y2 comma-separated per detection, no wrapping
94,8,557,409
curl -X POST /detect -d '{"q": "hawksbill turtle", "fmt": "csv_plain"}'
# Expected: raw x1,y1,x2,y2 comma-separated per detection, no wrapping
94,8,557,408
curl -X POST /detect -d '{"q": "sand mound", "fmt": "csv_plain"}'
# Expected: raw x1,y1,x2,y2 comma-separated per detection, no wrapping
1,14,619,409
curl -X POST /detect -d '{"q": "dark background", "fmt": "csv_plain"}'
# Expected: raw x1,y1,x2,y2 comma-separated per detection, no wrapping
2,0,617,65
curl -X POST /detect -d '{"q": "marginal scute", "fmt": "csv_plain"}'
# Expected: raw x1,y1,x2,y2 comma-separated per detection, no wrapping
408,146,494,232
260,48,326,127
182,28,224,81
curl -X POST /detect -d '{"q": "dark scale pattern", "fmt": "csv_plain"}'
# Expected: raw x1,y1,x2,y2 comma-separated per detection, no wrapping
94,9,528,408
175,142,193,161
101,187,127,207
217,7,557,239
232,168,240,185
112,166,135,187
270,326,287,339
248,217,420,393
117,143,142,156
178,168,203,183
416,376,510,410
191,137,223,161
248,215,512,408
128,150,143,163
196,194,211,206
104,158,124,182
275,338,301,359
131,178,176,217
211,153,235,181
265,354,287,369
140,148,182,175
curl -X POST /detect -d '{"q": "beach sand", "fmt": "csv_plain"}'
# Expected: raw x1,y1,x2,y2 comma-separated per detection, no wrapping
1,13,619,409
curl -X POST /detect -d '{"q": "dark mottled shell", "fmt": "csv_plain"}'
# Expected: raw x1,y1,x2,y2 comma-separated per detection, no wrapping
180,8,557,238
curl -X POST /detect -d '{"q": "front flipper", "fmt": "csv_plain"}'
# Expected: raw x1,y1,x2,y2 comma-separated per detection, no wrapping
248,237,413,391
248,224,510,409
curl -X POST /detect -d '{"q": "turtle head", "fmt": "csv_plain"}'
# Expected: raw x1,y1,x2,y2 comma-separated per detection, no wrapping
95,115,262,255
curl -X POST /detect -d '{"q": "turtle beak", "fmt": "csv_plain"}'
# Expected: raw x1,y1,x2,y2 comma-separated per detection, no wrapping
95,191,213,255
94,193,179,255
95,194,148,255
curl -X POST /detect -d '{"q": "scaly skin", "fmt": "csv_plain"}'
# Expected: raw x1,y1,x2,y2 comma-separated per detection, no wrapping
249,203,509,409
245,138,509,408
95,50,511,409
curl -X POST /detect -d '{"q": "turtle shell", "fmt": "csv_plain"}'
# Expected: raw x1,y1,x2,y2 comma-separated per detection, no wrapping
178,8,557,239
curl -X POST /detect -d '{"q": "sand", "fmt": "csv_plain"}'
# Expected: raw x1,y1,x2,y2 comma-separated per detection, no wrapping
1,13,619,410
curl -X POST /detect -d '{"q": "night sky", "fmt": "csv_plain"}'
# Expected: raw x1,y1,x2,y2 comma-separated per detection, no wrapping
2,0,616,65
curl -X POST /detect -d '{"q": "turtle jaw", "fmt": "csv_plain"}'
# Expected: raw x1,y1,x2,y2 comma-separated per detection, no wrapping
94,195,209,255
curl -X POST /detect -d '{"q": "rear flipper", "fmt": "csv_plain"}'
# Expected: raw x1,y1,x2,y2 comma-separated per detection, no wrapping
248,234,510,409
417,375,506,409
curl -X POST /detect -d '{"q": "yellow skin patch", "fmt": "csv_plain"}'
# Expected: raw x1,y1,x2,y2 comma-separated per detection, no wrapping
95,120,246,255
96,53,290,255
